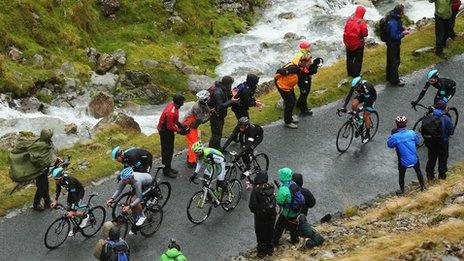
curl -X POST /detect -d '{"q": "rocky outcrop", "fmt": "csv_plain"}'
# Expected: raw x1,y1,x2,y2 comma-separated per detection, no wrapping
95,53,116,75
114,83,168,105
88,91,115,118
8,46,23,61
88,72,120,93
18,97,46,113
123,71,151,88
278,12,296,20
283,32,299,40
93,111,141,133
188,74,214,93
64,123,78,135
413,46,434,57
99,0,120,18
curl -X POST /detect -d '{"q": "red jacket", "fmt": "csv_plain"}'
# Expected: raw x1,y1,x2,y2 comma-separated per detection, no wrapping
343,6,368,51
157,102,180,132
452,0,461,12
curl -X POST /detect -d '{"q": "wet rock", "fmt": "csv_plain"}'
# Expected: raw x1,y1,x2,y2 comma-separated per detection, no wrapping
99,0,120,17
33,54,44,66
278,12,296,20
88,91,115,118
8,46,23,61
94,111,141,133
260,42,270,48
187,74,214,93
140,59,159,69
283,32,301,40
413,46,434,57
124,70,151,87
95,53,116,74
89,72,119,93
0,133,19,150
441,256,460,261
64,78,80,91
112,49,126,65
416,17,434,29
86,47,99,63
64,123,78,135
18,97,45,113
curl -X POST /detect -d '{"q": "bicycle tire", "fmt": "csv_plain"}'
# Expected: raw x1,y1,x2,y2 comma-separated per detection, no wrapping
412,117,425,147
368,111,380,140
448,107,458,131
221,179,242,212
187,190,213,224
225,165,238,181
81,206,106,238
113,216,129,239
139,204,163,237
44,218,70,249
111,192,131,220
155,182,171,208
251,153,269,172
336,121,354,153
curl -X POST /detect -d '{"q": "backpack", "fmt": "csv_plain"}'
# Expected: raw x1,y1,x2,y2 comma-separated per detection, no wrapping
378,15,391,42
420,114,442,139
343,17,362,51
207,84,216,99
285,182,305,212
257,185,276,214
105,240,129,261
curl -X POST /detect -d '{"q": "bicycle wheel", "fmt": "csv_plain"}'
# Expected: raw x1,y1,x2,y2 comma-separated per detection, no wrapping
187,190,213,224
251,153,269,172
412,117,425,147
154,182,171,208
113,216,129,239
111,192,131,220
368,111,380,140
44,218,70,249
81,206,106,238
225,165,238,181
448,107,458,130
139,204,163,237
336,121,354,153
221,179,242,211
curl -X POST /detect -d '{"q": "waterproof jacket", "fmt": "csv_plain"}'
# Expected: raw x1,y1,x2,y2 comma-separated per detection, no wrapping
231,82,257,113
122,147,152,172
387,128,420,167
433,109,455,141
275,168,299,218
249,183,277,218
387,10,405,43
159,248,187,261
182,101,210,129
343,6,368,51
275,63,300,92
292,173,316,216
430,0,453,19
157,102,180,132
208,81,233,119
291,49,312,65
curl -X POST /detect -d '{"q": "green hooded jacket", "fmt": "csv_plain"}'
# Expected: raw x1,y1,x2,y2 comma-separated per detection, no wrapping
159,248,187,261
429,0,453,19
275,168,299,218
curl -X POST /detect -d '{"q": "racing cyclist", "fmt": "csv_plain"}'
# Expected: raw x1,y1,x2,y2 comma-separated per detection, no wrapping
111,146,153,173
106,167,153,226
338,76,377,143
411,69,456,107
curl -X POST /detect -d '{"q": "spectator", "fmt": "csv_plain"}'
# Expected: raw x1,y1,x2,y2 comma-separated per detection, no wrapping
291,40,312,65
100,227,130,261
425,100,454,180
296,57,323,117
387,116,426,195
450,0,462,39
292,173,325,248
208,76,237,149
160,239,188,261
386,4,411,87
249,171,277,258
231,74,263,120
343,5,368,78
157,93,186,178
429,0,454,56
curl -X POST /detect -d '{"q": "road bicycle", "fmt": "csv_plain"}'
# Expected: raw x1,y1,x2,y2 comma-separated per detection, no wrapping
223,150,269,182
44,193,106,249
336,107,379,153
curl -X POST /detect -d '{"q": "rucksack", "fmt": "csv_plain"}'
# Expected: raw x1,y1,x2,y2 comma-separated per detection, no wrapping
207,84,216,99
343,16,362,51
285,182,305,212
106,240,129,261
379,15,391,42
420,114,442,139
257,185,276,214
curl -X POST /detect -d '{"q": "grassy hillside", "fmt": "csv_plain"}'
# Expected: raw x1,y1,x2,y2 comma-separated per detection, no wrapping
0,0,264,97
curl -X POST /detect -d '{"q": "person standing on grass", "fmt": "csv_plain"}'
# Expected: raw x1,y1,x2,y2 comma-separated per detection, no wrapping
429,0,454,56
343,5,368,78
450,0,462,39
386,4,411,87
387,116,426,196
231,74,263,120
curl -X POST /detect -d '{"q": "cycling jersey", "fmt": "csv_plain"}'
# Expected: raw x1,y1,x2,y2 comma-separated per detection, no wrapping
195,148,226,181
122,148,153,173
222,124,264,152
343,82,377,112
55,176,85,211
111,172,153,208
415,78,456,104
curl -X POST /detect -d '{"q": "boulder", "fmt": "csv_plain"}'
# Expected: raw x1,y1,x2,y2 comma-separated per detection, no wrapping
60,61,75,75
169,55,183,69
163,0,176,13
88,91,115,118
187,74,214,93
283,32,299,40
100,0,120,17
416,17,434,29
18,97,45,113
86,47,99,63
365,38,378,48
133,84,168,104
64,123,78,135
278,12,296,20
93,111,141,133
124,70,151,87
0,133,19,150
140,59,159,69
33,54,44,66
88,72,119,93
95,53,116,75
8,46,23,61
413,46,434,57
64,78,80,91
112,49,126,65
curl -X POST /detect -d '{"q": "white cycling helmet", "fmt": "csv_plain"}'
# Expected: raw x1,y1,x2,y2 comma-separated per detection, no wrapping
196,90,210,103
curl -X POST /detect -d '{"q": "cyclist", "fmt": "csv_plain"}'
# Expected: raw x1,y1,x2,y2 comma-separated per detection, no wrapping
189,142,228,195
50,167,88,236
338,76,377,143
111,146,153,173
221,117,263,186
411,69,456,107
106,167,153,226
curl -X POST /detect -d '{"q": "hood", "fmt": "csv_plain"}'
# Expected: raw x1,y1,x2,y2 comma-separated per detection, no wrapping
389,10,400,19
165,248,183,258
354,5,366,19
433,109,445,117
292,173,303,187
254,170,268,184
246,74,260,89
278,168,293,182
39,129,53,141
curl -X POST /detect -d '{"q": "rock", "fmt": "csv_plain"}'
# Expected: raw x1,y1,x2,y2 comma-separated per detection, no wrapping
260,42,270,48
140,59,159,69
95,53,116,74
18,97,45,113
0,133,19,150
93,111,141,133
86,47,99,63
218,2,246,13
170,55,183,69
278,12,296,20
124,70,151,87
60,61,75,75
112,49,126,65
76,160,90,170
64,78,80,91
187,74,214,93
338,78,349,88
441,256,460,261
33,54,44,66
37,88,53,98
321,251,335,259
8,46,23,61
133,84,168,104
88,91,115,118
283,32,299,40
168,15,184,24
413,47,434,57
365,38,378,48
416,17,434,29
453,196,464,204
163,0,176,13
64,123,78,135
89,72,119,93
100,0,120,17
421,241,436,250
122,101,141,111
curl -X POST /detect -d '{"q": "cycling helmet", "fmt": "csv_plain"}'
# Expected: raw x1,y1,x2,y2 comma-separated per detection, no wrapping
395,116,407,127
192,141,204,154
351,76,363,88
238,117,250,128
108,226,121,241
51,167,64,179
196,90,210,103
120,167,134,180
427,69,439,80
299,40,311,50
111,146,122,160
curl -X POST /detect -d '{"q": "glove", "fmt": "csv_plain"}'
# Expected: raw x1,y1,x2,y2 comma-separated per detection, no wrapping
276,68,287,75
314,57,324,66
410,101,418,107
189,173,198,183
178,126,190,135
338,108,347,113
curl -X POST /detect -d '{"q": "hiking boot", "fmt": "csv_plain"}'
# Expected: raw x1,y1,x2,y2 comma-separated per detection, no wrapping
390,81,405,87
284,123,298,129
395,190,404,196
33,205,44,212
163,171,177,179
299,110,313,117
292,116,299,124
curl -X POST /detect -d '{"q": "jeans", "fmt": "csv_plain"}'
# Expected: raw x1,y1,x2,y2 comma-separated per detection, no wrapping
297,214,325,248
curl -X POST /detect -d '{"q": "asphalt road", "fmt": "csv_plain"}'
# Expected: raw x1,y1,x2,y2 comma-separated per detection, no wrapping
1,54,463,261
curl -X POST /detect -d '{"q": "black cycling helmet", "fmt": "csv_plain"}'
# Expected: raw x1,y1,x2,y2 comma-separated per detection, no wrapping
173,93,185,107
109,226,121,241
238,117,250,128
168,238,181,251
246,74,260,89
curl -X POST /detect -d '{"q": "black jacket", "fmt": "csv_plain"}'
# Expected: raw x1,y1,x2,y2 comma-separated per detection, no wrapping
221,124,263,153
123,148,152,172
292,173,316,216
249,183,277,218
208,81,233,119
232,82,257,112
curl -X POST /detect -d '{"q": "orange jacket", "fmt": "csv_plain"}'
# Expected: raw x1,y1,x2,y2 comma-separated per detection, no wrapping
274,63,300,92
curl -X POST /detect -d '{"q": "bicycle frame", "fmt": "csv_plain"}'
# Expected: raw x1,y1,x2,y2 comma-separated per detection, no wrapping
196,177,221,207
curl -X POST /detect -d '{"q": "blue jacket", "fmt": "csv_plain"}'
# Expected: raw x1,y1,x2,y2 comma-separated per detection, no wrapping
433,109,454,141
387,11,405,43
387,128,420,167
